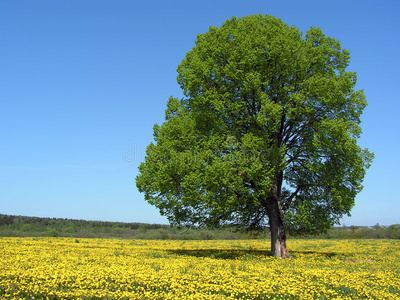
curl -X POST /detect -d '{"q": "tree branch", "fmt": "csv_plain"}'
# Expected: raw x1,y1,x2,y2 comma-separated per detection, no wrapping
282,185,301,211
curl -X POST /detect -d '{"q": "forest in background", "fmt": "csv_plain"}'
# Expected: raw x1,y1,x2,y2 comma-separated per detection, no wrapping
0,214,399,240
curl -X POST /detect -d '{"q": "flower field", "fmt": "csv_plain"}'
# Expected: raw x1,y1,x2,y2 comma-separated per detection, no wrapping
0,237,399,299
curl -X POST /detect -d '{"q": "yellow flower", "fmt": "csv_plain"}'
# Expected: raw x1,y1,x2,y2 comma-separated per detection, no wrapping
0,238,399,299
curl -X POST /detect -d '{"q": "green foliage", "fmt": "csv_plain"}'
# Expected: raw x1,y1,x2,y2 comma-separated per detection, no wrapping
0,214,253,240
321,225,400,240
136,14,373,237
0,214,399,240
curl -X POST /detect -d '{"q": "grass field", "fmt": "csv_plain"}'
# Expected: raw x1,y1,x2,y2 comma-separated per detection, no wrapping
0,237,399,299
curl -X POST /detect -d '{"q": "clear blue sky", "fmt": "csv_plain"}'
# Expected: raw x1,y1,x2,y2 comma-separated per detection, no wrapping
1,0,399,226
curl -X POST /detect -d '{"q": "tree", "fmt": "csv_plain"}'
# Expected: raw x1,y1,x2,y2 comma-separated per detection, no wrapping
136,14,373,257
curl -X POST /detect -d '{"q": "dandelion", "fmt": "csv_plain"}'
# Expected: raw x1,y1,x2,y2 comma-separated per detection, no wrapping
0,238,399,299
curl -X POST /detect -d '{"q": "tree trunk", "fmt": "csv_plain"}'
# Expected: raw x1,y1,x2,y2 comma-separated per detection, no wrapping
268,193,290,258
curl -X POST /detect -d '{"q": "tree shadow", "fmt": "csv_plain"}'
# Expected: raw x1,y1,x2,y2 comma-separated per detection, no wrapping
289,250,342,259
166,249,342,260
166,249,273,260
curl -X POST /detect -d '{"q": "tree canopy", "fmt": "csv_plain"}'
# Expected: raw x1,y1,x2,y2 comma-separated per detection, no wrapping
136,14,373,257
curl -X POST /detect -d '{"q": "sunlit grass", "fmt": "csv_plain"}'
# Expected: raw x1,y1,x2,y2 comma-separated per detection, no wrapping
0,237,399,299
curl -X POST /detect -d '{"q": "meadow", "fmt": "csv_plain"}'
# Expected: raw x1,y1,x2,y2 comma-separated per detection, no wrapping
0,237,399,299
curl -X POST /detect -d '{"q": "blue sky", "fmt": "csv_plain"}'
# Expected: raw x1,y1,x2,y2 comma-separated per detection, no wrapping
1,0,399,226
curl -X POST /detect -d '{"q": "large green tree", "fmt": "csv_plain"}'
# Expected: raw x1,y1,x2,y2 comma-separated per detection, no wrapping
136,14,373,257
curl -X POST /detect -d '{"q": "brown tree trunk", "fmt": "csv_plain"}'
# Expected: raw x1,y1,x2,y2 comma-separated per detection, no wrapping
267,182,290,258
269,206,290,258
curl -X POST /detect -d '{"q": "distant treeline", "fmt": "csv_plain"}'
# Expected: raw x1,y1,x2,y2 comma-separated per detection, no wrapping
0,214,250,240
0,214,399,239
